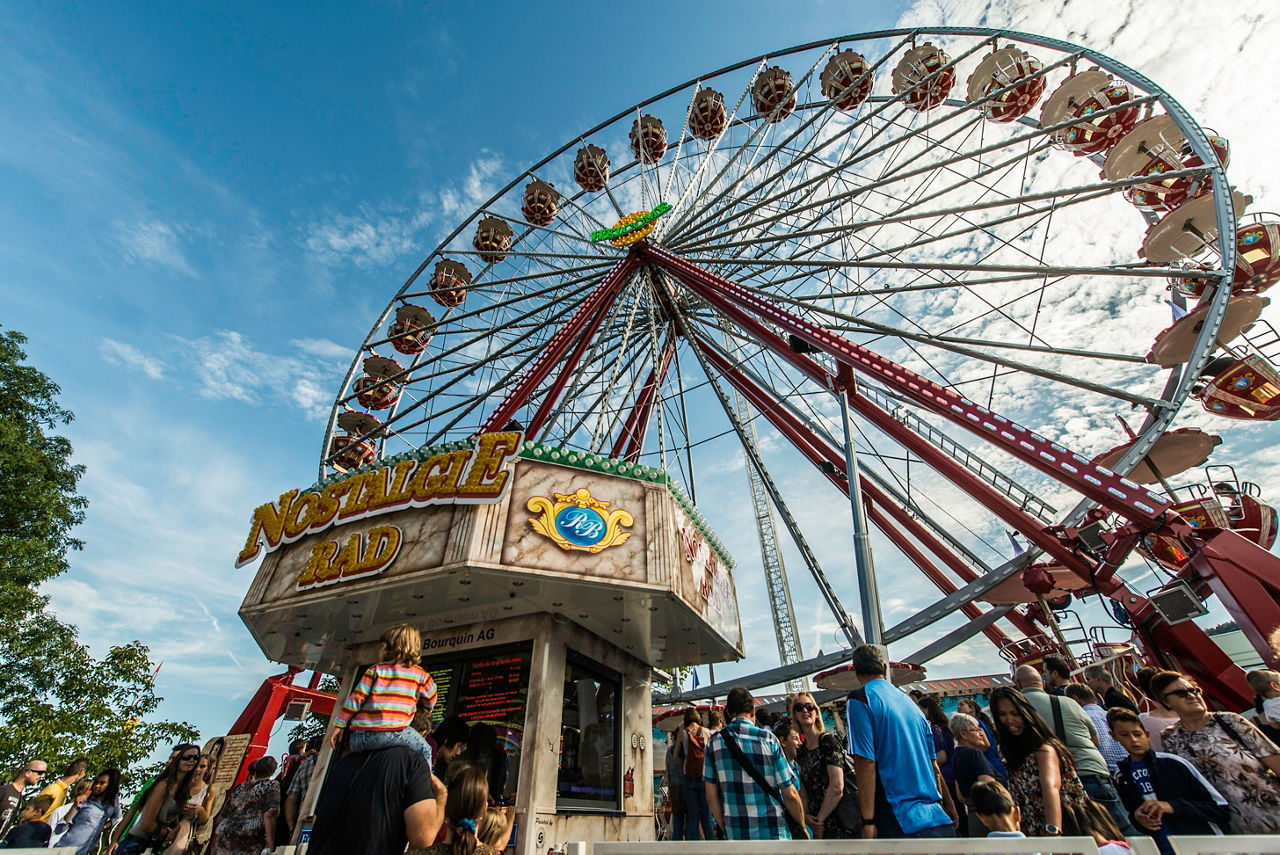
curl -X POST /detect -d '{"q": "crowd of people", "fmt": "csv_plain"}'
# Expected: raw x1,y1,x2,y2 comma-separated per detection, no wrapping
6,631,1280,852
663,645,1280,851
0,623,505,854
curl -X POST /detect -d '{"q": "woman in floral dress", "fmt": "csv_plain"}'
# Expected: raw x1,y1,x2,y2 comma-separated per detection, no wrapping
210,756,278,855
790,692,858,839
989,687,1087,836
1152,670,1280,834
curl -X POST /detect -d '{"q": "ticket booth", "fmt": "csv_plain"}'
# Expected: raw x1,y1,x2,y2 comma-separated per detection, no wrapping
237,433,743,852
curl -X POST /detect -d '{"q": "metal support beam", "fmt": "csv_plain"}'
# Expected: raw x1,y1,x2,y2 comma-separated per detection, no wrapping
885,553,1037,642
654,648,857,705
639,243,1172,525
907,607,1015,664
479,253,639,435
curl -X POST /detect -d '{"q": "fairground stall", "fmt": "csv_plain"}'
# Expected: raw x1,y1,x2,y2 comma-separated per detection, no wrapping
236,432,743,852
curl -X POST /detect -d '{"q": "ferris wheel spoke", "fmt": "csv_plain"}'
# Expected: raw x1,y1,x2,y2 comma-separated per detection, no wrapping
719,275,1162,406
667,33,993,245
676,90,1160,257
532,279,651,441
351,286,605,425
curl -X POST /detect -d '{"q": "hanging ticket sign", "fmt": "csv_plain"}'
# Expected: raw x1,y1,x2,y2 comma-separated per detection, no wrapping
236,431,522,568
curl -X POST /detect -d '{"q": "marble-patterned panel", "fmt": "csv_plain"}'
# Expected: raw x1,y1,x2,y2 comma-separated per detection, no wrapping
256,503,458,604
501,460,650,583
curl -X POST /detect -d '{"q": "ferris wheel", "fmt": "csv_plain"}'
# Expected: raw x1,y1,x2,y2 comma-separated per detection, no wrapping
319,28,1280,697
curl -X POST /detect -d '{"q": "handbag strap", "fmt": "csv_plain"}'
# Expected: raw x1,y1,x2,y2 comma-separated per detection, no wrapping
720,727,785,808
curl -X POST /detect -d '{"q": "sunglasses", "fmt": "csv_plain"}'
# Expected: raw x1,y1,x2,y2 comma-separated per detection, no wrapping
1164,687,1202,700
180,754,201,762
25,769,45,776
793,703,818,713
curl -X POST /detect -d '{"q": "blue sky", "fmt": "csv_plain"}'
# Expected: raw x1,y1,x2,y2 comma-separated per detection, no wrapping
5,0,1280,760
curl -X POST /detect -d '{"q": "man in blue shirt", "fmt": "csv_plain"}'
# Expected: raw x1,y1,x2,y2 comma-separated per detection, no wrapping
845,645,956,839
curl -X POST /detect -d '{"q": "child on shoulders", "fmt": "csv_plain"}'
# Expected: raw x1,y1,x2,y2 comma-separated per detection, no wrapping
331,623,439,767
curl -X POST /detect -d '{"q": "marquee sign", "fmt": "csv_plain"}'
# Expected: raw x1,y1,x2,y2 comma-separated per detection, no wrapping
295,523,403,591
236,431,522,568
590,203,671,247
527,487,634,553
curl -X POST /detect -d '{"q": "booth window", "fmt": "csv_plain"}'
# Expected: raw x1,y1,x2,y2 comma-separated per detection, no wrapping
557,651,622,810
421,641,532,804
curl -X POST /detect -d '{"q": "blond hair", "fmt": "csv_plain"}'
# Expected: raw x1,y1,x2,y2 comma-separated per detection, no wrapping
789,692,824,733
382,623,422,666
477,807,507,847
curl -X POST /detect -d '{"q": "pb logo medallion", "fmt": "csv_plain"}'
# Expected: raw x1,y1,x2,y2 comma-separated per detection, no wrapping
527,487,634,553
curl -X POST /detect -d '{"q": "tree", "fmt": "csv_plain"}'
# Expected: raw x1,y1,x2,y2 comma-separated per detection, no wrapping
288,675,340,743
0,330,195,790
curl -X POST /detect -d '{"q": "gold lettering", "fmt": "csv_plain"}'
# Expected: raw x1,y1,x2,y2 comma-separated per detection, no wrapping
308,479,355,532
406,453,453,502
236,490,299,566
324,533,362,582
336,472,376,521
283,492,319,540
345,525,402,578
297,539,339,588
458,431,520,497
368,460,416,511
435,451,472,499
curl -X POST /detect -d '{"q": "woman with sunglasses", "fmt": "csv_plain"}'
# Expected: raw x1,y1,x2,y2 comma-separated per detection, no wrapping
988,687,1087,836
1151,670,1280,834
111,745,204,855
789,693,858,839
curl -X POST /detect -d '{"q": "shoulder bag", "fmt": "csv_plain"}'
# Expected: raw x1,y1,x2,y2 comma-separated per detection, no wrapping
818,733,863,831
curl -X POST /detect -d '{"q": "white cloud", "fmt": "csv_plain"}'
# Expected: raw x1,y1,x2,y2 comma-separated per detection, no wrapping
96,332,350,421
114,219,196,276
290,337,351,361
177,331,349,420
304,205,433,268
440,153,504,218
100,337,165,379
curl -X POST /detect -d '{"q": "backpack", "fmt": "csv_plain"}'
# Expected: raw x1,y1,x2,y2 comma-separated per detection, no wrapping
684,726,708,779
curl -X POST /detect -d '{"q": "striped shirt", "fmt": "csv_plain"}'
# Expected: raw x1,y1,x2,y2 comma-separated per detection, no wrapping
335,662,438,732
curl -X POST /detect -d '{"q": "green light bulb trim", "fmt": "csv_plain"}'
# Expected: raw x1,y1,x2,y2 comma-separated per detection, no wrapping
591,202,672,242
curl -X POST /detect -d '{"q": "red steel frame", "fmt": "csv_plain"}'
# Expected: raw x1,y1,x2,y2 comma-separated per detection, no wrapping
225,668,336,786
610,337,676,462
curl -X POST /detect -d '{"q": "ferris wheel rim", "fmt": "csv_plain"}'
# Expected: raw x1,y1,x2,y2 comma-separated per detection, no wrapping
318,25,1239,581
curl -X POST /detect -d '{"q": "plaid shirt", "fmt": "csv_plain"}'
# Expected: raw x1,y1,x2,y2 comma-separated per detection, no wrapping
704,717,799,840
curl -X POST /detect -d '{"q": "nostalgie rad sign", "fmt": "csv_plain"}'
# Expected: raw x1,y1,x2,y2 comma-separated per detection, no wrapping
236,431,522,590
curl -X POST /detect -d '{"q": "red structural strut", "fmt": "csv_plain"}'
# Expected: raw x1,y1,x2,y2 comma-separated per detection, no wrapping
480,253,639,436
688,332,1027,647
640,243,1172,524
226,668,336,786
610,336,677,462
661,256,1257,708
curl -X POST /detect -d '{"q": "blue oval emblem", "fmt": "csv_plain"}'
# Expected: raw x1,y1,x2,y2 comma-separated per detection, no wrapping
555,506,607,546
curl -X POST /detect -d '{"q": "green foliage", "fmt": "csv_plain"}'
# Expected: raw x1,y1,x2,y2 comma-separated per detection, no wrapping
287,675,340,743
0,330,86,588
0,330,196,791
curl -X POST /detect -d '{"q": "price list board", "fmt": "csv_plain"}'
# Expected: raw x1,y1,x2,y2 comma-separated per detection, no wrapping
428,666,454,725
457,652,530,726
422,641,533,728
